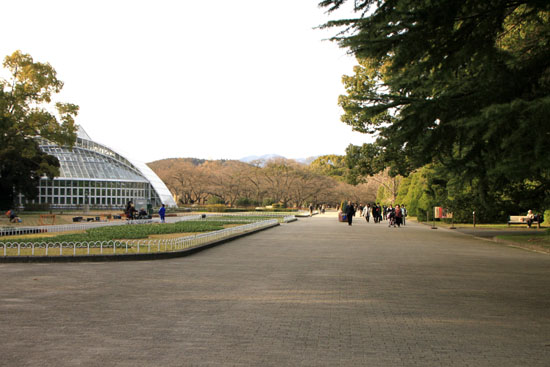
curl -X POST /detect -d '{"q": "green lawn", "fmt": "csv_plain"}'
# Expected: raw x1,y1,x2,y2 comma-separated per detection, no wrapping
413,218,548,230
412,217,550,253
496,233,550,253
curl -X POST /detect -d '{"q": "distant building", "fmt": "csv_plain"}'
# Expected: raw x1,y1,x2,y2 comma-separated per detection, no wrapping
19,126,176,209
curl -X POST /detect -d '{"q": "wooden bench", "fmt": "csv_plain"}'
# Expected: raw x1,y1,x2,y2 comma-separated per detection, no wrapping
507,215,540,228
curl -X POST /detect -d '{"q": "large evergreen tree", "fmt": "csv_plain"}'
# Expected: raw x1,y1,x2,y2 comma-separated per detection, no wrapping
0,51,78,209
321,0,550,211
309,154,348,181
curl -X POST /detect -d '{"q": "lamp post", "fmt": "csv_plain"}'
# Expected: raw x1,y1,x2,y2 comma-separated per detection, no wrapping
450,211,456,229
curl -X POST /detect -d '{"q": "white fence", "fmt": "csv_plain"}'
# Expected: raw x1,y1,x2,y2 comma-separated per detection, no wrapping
1,219,279,257
205,212,294,218
203,215,296,223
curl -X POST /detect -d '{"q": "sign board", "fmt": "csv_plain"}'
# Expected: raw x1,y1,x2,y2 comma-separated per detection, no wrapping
434,207,453,219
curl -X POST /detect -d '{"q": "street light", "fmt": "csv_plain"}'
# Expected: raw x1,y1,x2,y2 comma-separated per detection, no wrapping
450,211,456,229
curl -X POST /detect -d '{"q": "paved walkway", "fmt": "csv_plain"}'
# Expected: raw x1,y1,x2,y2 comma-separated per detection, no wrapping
1,214,549,366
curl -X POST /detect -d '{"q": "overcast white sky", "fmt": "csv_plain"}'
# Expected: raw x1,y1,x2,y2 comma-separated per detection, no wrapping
2,0,371,163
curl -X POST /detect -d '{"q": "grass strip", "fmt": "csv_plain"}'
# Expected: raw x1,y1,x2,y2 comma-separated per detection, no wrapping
496,233,550,251
0,220,250,244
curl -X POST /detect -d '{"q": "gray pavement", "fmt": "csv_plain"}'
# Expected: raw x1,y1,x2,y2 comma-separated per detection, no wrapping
1,214,549,366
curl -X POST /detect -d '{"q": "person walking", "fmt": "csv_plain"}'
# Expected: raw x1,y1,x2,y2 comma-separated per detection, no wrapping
345,201,355,226
401,205,407,226
158,204,166,223
375,204,382,223
363,204,370,222
395,204,403,228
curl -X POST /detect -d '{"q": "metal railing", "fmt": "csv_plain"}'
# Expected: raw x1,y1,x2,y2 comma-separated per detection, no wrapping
205,212,296,218
202,214,296,223
1,219,278,257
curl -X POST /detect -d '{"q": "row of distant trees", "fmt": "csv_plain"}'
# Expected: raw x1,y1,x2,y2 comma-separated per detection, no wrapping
151,156,504,222
149,156,384,209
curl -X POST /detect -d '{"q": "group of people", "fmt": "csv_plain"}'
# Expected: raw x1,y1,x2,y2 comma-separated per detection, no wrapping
4,209,21,223
124,201,151,220
308,203,327,216
344,201,407,228
125,201,166,222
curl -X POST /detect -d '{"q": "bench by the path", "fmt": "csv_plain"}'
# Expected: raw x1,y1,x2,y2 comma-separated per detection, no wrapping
508,215,541,228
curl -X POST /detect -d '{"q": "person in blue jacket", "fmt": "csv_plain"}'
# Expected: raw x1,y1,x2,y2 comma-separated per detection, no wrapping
159,204,166,223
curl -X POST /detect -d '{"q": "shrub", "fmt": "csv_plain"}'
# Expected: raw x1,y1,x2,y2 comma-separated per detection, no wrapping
262,198,274,206
207,196,224,205
340,201,347,212
225,208,248,213
204,204,226,212
22,203,51,212
236,197,254,207
262,208,297,213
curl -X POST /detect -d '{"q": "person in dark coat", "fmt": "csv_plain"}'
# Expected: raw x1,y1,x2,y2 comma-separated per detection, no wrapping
345,200,355,226
395,204,403,227
372,204,380,223
125,201,137,220
159,204,166,223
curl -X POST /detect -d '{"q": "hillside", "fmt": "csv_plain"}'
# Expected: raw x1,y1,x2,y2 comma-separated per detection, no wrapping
148,157,251,171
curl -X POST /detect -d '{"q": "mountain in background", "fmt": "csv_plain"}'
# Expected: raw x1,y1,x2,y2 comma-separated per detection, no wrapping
148,157,252,177
148,155,320,168
239,154,318,165
239,154,284,163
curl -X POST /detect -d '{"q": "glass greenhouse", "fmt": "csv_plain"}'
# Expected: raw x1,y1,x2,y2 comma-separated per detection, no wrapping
21,127,176,209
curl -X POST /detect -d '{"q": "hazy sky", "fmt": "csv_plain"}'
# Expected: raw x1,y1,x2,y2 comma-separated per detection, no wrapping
2,0,371,163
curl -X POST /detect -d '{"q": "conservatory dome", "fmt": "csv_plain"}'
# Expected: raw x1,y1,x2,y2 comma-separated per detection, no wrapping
28,126,176,209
